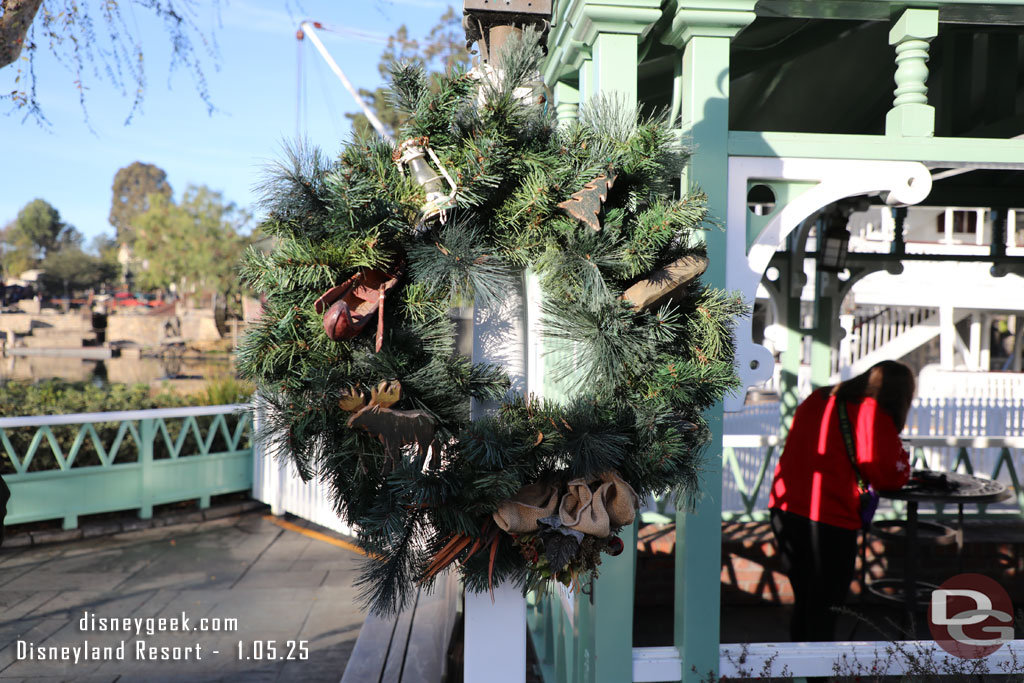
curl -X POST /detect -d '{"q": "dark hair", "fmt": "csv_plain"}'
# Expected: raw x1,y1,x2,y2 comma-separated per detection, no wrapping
830,360,916,431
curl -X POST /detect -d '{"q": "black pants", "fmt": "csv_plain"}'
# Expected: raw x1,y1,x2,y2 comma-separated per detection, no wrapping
770,508,859,642
0,473,9,546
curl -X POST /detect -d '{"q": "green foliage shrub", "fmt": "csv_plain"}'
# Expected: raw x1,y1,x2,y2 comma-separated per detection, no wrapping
200,376,256,406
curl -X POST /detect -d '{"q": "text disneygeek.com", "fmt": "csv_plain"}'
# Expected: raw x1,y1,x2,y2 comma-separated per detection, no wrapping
15,611,309,663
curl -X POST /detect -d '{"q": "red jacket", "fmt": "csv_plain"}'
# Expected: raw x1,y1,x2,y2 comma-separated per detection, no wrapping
768,389,910,530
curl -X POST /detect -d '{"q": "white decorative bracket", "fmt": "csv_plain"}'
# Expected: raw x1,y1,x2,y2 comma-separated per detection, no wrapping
724,156,932,411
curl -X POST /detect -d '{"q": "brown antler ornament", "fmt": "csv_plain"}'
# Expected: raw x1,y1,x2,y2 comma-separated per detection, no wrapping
340,381,440,473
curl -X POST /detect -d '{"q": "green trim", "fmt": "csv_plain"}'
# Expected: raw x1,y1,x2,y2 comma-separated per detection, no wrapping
544,0,662,92
752,0,1024,24
729,130,1024,165
572,0,662,46
662,1,757,47
720,438,1024,521
723,442,779,514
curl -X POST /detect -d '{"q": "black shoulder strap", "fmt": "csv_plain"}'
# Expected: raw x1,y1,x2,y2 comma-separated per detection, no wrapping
836,400,869,492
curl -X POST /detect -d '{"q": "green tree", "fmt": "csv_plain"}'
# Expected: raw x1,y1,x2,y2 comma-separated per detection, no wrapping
39,245,116,296
0,220,32,278
347,6,469,138
11,197,62,257
109,162,172,246
132,184,250,301
2,199,92,281
1,0,219,125
90,233,121,274
3,197,78,264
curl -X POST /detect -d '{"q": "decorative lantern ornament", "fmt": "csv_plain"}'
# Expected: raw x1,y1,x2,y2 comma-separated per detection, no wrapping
393,137,458,226
818,208,852,273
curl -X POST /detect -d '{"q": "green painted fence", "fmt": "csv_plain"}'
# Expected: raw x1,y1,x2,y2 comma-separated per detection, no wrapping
1,405,253,530
721,434,1024,522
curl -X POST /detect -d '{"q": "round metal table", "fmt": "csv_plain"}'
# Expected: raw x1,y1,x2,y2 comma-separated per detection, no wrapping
870,471,1011,615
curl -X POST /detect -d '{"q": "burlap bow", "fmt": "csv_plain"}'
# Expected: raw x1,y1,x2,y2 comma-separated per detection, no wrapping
558,470,639,538
492,480,561,533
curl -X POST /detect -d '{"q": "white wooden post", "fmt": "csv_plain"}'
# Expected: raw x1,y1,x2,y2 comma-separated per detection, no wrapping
837,313,854,378
980,313,992,371
464,584,528,681
466,277,530,683
968,313,982,371
940,304,956,370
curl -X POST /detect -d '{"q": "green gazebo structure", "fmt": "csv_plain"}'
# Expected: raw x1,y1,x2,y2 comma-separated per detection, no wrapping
519,1,1024,680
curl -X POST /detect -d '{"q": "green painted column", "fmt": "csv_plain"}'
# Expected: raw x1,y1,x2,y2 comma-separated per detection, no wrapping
578,57,594,104
810,271,836,390
775,253,804,439
554,80,580,125
663,4,755,681
573,0,661,103
591,33,639,102
573,520,637,683
138,418,155,520
572,5,659,680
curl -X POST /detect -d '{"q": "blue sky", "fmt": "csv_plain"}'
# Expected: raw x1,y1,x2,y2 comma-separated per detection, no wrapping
0,0,454,244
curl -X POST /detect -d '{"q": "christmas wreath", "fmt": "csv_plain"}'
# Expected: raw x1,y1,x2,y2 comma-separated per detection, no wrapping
238,32,745,616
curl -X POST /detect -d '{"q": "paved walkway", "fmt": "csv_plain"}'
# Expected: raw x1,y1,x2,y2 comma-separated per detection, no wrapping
0,511,365,682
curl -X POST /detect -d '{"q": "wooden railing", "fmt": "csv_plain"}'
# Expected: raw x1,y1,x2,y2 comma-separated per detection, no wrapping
721,397,1024,519
836,305,937,376
721,433,1024,521
1,405,253,529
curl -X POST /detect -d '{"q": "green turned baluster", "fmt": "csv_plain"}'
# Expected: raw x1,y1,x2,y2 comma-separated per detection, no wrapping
885,8,939,137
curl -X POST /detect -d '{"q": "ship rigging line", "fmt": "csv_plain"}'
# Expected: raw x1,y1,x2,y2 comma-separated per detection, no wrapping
296,20,393,143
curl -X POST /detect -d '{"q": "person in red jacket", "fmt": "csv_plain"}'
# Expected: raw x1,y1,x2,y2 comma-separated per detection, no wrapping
769,360,915,641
